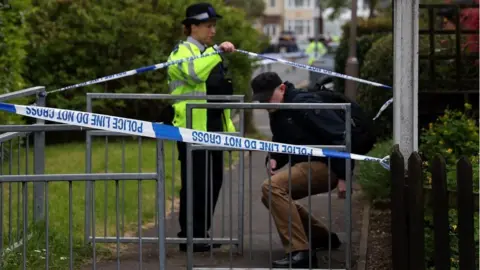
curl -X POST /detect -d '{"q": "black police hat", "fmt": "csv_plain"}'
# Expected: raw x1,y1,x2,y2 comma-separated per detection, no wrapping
182,3,223,25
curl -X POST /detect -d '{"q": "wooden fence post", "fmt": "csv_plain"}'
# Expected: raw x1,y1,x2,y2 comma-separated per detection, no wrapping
456,157,475,270
431,155,450,270
391,145,408,270
407,152,425,269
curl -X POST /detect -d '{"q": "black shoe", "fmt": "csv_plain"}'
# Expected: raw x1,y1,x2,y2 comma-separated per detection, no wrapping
312,232,342,251
272,250,317,268
179,243,222,253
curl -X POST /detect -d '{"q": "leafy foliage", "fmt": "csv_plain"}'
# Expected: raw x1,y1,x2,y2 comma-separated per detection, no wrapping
356,139,392,204
356,33,448,139
420,105,480,269
0,0,33,125
23,0,265,125
334,33,385,94
420,103,479,190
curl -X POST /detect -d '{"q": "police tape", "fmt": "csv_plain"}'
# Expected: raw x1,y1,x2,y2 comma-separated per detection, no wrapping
44,48,390,97
235,49,393,89
45,51,222,95
373,97,393,120
0,103,391,170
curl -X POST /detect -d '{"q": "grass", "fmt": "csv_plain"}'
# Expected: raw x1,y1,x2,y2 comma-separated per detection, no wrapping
1,136,241,269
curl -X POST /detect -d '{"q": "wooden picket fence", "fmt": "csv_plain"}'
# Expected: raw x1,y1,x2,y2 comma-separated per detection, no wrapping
390,145,478,270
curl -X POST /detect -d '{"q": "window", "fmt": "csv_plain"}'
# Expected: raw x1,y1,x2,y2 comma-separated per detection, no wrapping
294,20,304,34
270,0,275,7
287,0,312,8
263,24,278,37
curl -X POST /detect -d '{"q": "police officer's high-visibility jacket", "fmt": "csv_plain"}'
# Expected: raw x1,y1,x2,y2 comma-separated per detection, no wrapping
331,35,340,43
167,39,236,133
306,41,327,65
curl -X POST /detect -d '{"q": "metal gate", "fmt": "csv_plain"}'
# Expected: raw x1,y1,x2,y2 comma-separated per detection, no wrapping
82,93,246,254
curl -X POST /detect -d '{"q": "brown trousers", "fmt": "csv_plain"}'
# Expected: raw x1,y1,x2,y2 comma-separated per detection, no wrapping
261,161,338,253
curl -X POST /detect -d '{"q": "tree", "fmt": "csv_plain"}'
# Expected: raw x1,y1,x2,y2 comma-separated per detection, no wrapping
0,0,32,125
24,0,266,136
363,0,378,18
319,0,351,21
224,0,265,19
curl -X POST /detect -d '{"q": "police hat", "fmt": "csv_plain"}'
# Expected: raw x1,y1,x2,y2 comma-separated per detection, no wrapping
182,3,223,25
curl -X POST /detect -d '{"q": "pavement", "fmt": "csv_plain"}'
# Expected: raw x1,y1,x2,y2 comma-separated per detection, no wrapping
82,63,365,269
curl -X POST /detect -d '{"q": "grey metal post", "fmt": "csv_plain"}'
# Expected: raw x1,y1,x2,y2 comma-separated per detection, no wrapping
237,105,245,254
345,0,359,101
393,0,419,161
344,104,352,269
33,89,46,222
84,97,93,244
156,139,166,270
185,108,194,270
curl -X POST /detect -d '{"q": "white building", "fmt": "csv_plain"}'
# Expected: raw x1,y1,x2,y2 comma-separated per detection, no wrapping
257,0,371,44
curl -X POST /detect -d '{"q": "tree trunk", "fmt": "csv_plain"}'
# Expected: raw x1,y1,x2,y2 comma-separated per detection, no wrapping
368,0,377,18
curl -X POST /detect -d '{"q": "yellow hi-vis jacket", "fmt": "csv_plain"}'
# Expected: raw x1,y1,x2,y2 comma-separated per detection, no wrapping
306,41,327,65
167,40,236,133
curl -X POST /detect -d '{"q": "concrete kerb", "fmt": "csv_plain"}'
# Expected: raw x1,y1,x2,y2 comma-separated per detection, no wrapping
356,203,371,270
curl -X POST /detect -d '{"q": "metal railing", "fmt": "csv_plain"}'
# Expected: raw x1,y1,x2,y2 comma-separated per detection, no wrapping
1,87,356,270
184,102,353,270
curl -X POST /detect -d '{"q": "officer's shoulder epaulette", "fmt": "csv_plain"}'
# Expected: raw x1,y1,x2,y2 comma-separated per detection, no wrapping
172,40,185,54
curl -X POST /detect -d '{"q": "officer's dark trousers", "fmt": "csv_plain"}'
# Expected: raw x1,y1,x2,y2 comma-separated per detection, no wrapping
176,141,224,238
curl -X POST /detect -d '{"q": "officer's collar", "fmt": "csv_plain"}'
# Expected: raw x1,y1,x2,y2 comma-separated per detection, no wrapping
187,36,206,52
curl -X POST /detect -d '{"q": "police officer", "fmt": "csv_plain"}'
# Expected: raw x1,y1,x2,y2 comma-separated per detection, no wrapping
166,2,236,252
306,37,327,65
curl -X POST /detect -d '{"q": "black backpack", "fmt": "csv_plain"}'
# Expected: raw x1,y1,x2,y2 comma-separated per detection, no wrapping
302,81,378,155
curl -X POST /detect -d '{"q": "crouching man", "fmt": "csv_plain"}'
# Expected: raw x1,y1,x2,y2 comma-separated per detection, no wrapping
250,72,361,268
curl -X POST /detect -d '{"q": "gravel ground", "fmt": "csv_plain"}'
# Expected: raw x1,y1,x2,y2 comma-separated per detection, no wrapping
366,208,392,270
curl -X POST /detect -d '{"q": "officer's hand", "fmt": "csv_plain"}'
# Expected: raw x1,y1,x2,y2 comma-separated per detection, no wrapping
219,41,236,53
267,159,277,175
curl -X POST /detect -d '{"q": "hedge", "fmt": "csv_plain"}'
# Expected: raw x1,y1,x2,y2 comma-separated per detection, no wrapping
0,0,267,142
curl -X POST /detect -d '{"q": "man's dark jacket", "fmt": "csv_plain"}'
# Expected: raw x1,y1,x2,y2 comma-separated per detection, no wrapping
266,82,354,180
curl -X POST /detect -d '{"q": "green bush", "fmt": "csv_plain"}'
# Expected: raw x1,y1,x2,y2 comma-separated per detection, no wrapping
420,103,479,191
419,105,480,269
334,16,392,95
0,0,32,125
357,33,442,139
356,34,394,139
334,33,386,95
340,17,392,41
356,139,392,204
24,0,263,121
424,209,480,269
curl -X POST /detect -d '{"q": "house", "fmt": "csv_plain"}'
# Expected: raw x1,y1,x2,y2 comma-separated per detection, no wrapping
256,0,371,45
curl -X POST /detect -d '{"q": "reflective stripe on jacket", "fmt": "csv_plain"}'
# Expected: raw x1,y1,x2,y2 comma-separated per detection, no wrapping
167,40,236,133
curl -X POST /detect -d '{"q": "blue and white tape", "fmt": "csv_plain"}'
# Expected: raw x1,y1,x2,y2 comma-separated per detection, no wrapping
373,97,393,120
235,49,392,89
46,51,221,95
45,48,391,97
0,103,390,170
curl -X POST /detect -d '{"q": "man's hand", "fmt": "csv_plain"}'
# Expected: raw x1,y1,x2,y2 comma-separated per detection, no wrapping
219,41,235,53
337,179,347,199
267,159,277,175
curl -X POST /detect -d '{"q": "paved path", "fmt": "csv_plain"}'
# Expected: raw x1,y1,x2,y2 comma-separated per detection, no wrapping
82,63,365,269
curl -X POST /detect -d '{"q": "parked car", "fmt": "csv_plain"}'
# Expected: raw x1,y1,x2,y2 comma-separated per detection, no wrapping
277,31,299,52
